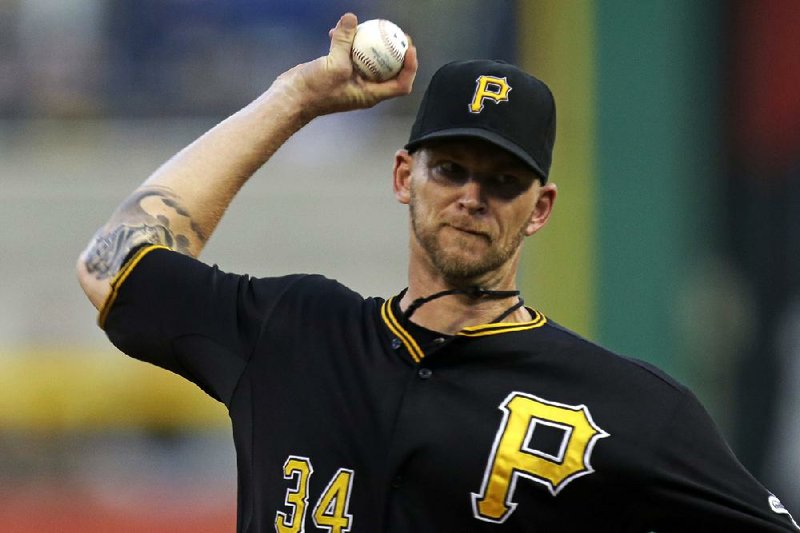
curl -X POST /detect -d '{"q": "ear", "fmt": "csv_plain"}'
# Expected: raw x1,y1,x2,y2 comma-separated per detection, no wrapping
523,182,557,236
393,149,413,205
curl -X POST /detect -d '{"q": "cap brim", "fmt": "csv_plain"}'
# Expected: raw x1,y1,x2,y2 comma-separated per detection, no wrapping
404,129,547,182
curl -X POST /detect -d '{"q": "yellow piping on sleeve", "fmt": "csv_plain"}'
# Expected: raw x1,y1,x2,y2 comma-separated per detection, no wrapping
97,244,171,329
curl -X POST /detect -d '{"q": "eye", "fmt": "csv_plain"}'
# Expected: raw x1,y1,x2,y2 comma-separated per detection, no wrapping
491,174,517,186
485,173,523,191
431,160,468,184
483,173,532,200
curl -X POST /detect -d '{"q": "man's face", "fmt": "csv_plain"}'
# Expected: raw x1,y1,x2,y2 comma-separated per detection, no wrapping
399,138,552,284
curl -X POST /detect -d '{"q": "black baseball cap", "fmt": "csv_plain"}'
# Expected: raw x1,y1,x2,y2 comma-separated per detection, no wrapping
405,59,556,183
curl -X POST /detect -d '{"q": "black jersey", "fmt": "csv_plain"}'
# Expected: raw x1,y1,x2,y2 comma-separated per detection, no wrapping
101,246,798,532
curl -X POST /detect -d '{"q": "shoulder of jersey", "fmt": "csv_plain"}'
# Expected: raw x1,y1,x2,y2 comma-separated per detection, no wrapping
542,318,691,395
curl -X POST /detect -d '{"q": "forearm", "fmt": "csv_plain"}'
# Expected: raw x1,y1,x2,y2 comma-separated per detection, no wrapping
140,83,309,250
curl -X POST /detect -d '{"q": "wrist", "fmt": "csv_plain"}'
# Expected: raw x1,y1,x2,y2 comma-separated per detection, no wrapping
248,70,316,130
265,62,331,125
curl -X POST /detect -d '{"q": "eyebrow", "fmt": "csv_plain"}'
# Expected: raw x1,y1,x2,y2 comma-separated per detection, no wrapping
427,146,532,175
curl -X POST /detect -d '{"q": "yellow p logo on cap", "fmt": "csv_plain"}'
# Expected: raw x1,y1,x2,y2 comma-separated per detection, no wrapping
469,75,512,113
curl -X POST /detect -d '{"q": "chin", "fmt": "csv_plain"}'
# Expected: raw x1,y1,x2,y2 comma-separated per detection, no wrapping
432,250,501,281
412,220,518,281
436,242,486,267
433,234,523,283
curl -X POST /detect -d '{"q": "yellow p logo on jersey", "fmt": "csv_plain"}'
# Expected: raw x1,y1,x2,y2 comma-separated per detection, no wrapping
469,75,512,113
471,392,610,523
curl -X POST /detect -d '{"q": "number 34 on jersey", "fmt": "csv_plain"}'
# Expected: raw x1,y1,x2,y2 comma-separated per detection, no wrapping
275,456,354,533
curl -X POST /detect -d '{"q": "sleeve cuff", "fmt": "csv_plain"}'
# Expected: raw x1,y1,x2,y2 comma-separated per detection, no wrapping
97,244,172,329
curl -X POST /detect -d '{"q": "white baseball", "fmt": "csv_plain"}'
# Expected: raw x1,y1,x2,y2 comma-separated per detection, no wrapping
351,19,408,82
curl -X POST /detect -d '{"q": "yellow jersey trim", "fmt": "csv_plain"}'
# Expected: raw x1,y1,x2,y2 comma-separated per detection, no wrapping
457,310,548,337
380,296,548,359
381,297,425,363
97,244,171,329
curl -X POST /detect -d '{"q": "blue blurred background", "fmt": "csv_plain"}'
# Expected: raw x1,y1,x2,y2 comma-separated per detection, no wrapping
1,0,798,530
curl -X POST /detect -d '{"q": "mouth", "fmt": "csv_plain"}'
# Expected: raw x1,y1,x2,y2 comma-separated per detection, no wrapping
446,224,491,241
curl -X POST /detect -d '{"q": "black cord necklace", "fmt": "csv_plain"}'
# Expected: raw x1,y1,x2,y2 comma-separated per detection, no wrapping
402,286,525,324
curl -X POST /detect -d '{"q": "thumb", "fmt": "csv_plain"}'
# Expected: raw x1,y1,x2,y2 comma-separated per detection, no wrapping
329,13,358,59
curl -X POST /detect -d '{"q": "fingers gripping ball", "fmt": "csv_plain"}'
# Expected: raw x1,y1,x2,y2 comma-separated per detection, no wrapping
351,19,408,82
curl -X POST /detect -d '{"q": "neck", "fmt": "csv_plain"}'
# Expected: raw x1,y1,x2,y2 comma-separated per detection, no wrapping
400,251,530,334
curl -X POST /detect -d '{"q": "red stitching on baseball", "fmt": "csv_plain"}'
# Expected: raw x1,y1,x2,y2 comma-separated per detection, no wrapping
352,49,381,77
378,20,405,63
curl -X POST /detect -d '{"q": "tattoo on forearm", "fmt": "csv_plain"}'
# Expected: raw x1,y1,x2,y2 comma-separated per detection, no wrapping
83,187,206,280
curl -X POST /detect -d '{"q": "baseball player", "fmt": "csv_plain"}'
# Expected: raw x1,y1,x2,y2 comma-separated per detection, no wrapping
77,13,798,532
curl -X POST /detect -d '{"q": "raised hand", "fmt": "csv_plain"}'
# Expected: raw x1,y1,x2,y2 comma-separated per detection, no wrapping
274,13,418,120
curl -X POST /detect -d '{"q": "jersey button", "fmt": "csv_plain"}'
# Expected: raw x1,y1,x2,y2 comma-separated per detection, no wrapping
418,367,433,379
433,337,446,344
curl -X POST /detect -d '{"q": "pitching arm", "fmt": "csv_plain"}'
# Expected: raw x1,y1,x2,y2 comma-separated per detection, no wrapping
76,13,417,309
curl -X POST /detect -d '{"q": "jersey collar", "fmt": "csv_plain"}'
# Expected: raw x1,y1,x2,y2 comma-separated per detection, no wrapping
380,293,547,362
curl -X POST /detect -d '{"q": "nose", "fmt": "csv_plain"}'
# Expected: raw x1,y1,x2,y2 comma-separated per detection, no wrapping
457,180,487,214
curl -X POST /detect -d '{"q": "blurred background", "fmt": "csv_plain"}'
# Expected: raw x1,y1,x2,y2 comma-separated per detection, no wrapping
1,0,798,530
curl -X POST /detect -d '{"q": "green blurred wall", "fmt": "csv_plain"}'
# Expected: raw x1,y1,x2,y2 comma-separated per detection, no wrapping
520,0,721,376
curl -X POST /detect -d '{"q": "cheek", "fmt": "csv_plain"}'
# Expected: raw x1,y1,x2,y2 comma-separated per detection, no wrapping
514,194,540,233
499,204,536,239
409,188,436,232
411,184,447,219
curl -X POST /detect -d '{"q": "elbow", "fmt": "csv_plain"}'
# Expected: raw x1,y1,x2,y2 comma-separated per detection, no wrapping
76,249,109,311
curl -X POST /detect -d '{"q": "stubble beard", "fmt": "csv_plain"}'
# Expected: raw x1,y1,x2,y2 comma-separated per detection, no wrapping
409,190,527,284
